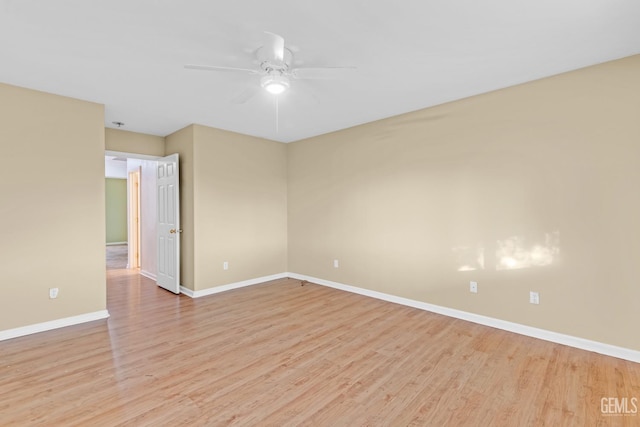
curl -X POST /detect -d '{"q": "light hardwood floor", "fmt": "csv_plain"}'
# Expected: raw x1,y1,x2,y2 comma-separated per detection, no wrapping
1,268,639,426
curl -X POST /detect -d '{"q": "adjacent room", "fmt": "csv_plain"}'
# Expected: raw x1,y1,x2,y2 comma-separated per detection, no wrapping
1,1,639,425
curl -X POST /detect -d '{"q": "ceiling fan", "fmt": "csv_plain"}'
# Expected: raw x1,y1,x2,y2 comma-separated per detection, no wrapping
185,32,355,103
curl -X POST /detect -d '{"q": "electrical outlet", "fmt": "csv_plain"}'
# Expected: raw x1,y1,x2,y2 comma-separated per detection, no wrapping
49,288,59,299
529,291,540,305
333,259,339,268
223,261,229,271
469,281,478,293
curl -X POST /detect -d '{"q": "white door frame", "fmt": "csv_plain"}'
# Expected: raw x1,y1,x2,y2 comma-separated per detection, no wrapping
127,168,141,269
105,151,170,283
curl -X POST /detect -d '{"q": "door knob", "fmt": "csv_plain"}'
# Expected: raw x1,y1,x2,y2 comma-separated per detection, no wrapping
169,229,183,234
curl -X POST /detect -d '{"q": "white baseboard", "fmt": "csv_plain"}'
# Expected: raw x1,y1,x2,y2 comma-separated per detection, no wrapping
180,273,290,298
140,270,157,281
0,310,110,342
106,242,127,246
287,273,640,364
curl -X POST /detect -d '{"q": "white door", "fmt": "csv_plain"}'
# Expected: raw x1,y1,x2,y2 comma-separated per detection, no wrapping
156,154,181,294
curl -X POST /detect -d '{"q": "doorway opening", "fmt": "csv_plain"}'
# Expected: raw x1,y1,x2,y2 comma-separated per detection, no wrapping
105,151,159,279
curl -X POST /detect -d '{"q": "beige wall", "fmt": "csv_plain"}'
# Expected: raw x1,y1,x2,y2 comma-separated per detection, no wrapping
0,83,106,330
165,125,288,291
192,125,288,290
287,55,640,351
105,128,164,157
4,56,638,354
117,123,289,292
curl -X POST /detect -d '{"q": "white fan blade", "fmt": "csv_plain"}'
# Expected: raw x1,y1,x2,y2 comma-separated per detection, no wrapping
264,32,285,63
185,64,258,74
231,83,262,104
290,80,320,105
291,66,356,80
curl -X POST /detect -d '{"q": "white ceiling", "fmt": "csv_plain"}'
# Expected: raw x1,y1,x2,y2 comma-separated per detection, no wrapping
1,1,639,143
105,156,127,178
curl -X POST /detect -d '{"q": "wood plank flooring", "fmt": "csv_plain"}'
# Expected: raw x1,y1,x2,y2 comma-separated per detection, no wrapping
1,268,639,426
105,244,127,270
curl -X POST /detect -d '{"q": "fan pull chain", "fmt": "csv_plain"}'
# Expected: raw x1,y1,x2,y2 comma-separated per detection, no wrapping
275,96,279,134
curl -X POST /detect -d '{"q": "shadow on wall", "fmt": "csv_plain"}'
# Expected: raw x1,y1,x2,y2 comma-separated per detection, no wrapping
453,230,560,272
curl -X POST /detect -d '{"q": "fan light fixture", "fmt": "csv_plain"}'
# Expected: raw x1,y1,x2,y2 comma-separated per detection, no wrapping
261,74,290,95
185,31,356,103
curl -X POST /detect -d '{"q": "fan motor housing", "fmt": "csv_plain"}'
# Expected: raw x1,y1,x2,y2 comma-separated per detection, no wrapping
256,46,293,72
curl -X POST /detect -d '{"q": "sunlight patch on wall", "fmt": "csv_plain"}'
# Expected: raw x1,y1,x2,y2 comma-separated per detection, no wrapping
453,245,485,272
453,231,560,272
496,231,560,270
